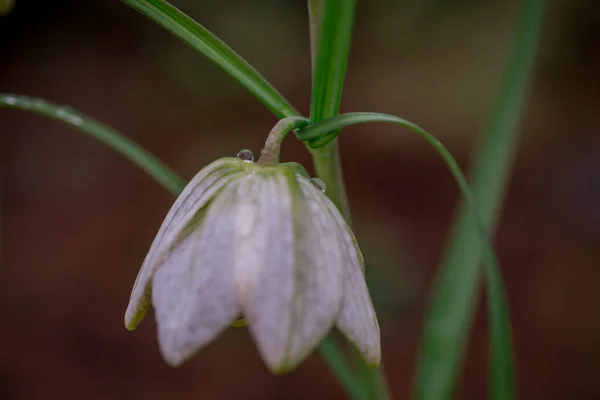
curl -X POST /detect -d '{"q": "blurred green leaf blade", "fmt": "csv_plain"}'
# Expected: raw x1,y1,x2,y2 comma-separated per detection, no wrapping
413,0,546,399
0,0,14,16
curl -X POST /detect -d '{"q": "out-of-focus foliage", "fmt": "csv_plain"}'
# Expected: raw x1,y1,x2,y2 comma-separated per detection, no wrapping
0,0,14,16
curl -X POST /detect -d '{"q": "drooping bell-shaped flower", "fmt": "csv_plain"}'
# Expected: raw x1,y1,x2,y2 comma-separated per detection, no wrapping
125,120,380,373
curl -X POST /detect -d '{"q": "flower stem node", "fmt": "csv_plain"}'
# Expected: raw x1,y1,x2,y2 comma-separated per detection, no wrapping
124,153,380,373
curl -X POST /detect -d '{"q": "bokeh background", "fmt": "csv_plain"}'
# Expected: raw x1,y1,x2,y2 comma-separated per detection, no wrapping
1,0,599,399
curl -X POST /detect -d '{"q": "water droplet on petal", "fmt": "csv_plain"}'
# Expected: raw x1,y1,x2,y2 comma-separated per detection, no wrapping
3,96,17,105
310,178,326,193
236,149,255,163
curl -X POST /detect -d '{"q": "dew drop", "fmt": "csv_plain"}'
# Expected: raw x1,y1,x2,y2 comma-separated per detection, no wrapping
56,107,83,126
55,108,69,119
67,114,83,125
65,114,84,126
310,178,326,193
3,96,17,105
236,149,255,163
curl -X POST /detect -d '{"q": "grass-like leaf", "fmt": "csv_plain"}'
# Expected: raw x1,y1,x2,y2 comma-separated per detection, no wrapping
121,0,299,119
297,111,515,399
309,0,355,122
413,1,546,399
0,94,184,195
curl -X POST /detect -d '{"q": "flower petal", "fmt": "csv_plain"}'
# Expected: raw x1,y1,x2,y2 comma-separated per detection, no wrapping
238,170,344,373
151,181,240,366
291,176,346,364
125,158,244,330
232,172,293,370
305,178,381,366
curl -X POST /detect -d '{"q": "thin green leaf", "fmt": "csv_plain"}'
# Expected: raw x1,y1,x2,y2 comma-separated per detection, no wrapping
413,1,546,399
309,0,355,122
0,94,184,195
297,111,515,398
121,0,299,119
307,0,321,72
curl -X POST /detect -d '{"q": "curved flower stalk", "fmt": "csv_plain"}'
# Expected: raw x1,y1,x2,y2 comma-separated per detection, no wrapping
125,119,380,373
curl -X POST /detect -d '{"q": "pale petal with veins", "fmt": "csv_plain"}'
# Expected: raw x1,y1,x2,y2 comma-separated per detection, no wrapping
152,181,241,366
235,172,296,371
303,177,381,366
284,174,346,371
125,158,244,329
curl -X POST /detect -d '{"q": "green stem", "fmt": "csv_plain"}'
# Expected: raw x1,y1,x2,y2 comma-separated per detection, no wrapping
258,117,309,165
320,337,369,400
353,345,392,400
310,143,351,220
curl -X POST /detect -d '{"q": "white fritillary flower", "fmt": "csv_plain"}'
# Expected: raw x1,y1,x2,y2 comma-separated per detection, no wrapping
124,147,380,373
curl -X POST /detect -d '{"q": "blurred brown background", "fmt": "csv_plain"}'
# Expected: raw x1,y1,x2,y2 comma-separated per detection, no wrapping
1,0,600,399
